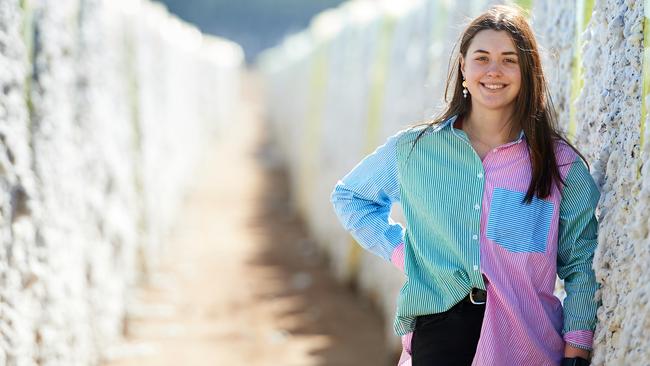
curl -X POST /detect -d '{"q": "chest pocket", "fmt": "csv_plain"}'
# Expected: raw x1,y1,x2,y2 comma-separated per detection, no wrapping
486,188,554,253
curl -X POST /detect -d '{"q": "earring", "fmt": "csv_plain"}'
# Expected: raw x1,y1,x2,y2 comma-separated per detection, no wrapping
462,79,468,99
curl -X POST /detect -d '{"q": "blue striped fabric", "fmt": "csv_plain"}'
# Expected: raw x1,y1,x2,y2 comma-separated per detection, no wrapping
486,187,554,253
330,134,404,262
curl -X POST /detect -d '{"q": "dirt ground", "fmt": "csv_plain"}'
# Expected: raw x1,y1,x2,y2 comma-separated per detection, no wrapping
103,70,398,366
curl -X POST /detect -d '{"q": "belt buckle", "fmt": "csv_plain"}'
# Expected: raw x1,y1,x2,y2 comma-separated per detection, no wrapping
469,288,486,305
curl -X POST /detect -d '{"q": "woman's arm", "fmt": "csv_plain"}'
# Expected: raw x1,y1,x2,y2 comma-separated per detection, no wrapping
330,131,405,269
556,155,601,355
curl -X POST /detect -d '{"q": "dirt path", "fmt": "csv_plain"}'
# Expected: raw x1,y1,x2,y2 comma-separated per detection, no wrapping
104,70,396,366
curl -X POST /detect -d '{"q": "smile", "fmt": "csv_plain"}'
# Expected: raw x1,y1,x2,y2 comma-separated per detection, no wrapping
480,82,507,90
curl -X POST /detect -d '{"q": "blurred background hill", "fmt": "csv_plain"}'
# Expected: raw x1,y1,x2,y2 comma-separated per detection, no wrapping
153,0,347,63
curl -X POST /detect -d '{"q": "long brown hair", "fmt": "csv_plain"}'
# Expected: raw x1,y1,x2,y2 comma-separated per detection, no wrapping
410,4,588,204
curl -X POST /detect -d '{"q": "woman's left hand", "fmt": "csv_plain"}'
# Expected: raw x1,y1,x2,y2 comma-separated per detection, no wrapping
564,344,590,359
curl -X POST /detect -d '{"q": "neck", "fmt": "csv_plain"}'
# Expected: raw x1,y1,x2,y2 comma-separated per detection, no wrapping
463,106,520,146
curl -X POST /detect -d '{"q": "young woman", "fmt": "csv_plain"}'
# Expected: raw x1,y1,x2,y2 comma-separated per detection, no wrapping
330,5,599,366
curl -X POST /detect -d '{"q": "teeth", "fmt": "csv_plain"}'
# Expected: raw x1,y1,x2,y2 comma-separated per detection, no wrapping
483,83,505,90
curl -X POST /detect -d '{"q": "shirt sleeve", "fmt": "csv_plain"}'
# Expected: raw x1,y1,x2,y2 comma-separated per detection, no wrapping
330,131,405,266
556,155,601,351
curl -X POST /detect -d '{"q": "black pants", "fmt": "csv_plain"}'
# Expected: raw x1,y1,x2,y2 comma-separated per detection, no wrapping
411,297,485,366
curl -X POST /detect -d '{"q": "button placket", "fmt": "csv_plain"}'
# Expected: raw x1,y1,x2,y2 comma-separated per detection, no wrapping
472,159,485,284
475,163,485,283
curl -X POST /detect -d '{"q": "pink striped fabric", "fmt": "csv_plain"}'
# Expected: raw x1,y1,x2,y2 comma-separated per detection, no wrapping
564,330,594,350
470,132,576,365
391,243,406,271
398,332,413,366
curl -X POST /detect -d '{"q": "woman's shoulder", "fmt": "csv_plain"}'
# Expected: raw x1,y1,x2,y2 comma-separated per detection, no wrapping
552,138,599,196
391,116,455,145
552,137,580,168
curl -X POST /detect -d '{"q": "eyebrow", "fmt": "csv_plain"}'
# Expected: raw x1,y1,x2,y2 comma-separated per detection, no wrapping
473,49,518,56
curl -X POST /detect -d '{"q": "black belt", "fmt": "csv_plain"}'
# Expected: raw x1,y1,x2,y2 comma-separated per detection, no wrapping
416,288,487,325
464,288,487,305
417,288,487,320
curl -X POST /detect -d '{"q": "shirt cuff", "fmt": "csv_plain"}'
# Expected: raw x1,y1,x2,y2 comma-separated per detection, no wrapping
390,243,405,271
564,330,594,351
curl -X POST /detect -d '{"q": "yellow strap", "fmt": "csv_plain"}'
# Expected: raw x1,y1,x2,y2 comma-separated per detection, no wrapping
21,0,35,113
300,43,329,218
512,0,533,12
640,0,650,178
365,17,396,154
568,0,594,141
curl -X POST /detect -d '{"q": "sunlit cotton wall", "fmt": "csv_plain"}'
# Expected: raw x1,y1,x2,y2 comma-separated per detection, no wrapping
258,0,650,362
0,0,243,363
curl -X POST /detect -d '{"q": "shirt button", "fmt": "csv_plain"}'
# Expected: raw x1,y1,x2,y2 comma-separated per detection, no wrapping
473,265,479,271
472,234,478,240
492,148,498,153
474,203,480,210
477,172,483,179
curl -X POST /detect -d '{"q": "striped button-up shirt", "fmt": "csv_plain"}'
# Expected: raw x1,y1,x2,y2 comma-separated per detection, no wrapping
330,115,600,365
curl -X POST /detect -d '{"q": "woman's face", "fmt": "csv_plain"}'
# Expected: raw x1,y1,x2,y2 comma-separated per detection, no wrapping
460,29,521,114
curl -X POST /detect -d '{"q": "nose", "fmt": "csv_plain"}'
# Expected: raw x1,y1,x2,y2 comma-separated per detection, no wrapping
486,61,502,77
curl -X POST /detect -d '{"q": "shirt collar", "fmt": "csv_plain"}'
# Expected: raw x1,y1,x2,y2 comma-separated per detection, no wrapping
427,115,456,133
447,114,526,145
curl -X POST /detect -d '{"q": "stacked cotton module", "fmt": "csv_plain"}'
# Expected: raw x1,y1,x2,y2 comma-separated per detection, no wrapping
536,0,649,362
568,0,648,364
27,0,100,362
132,0,244,273
200,36,243,137
298,8,344,262
532,1,577,129
312,1,382,284
0,0,244,363
0,0,45,364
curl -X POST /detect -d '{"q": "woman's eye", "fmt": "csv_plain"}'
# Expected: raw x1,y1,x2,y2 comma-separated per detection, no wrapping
504,58,518,64
476,56,488,61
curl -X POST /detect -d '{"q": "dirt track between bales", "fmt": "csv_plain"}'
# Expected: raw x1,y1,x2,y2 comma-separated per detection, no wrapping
104,70,397,366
